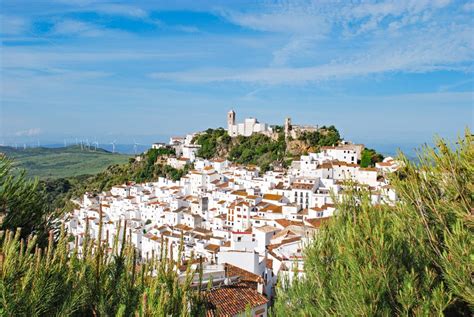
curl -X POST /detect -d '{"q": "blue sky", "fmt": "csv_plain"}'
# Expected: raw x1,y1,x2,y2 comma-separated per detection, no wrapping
1,0,473,152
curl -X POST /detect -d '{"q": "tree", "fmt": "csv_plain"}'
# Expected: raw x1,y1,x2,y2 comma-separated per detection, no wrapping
0,155,52,243
274,131,473,316
360,150,372,168
361,148,384,167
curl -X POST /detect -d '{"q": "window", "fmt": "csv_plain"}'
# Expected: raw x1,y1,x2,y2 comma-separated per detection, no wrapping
237,237,241,242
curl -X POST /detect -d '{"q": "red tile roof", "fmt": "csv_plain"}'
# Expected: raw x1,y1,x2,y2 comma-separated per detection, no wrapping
224,263,264,284
205,283,268,317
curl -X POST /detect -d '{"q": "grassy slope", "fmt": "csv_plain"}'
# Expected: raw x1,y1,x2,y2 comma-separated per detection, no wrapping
0,145,131,179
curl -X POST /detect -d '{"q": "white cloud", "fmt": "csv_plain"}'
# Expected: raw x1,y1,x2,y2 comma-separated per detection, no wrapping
463,2,474,11
14,128,42,137
150,22,473,85
0,15,30,35
51,19,106,37
220,0,452,36
271,36,320,66
1,47,204,70
220,2,330,36
171,25,200,33
93,4,148,18
218,0,460,68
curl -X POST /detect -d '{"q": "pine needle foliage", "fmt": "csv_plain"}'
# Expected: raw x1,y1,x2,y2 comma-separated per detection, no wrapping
274,131,473,316
0,221,207,316
0,156,53,245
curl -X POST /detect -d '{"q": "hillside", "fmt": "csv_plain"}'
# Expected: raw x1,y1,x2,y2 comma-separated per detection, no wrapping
193,126,345,171
0,145,131,179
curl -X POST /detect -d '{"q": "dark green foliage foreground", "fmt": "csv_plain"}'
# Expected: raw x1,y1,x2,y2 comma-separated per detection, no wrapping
274,132,473,316
0,224,206,316
0,157,53,245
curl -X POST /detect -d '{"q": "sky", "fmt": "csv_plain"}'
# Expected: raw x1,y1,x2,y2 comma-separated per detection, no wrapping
1,0,473,152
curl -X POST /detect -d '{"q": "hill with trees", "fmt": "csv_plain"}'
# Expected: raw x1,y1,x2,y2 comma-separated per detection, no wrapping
0,145,130,179
193,126,345,172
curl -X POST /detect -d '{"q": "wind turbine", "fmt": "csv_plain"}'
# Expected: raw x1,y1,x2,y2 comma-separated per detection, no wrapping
93,140,99,151
110,140,116,153
133,139,141,155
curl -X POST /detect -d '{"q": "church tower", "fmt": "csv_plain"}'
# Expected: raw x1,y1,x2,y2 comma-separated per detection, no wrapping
284,117,292,138
227,110,236,130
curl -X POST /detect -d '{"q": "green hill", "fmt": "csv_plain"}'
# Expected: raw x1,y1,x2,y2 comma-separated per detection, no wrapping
0,145,131,179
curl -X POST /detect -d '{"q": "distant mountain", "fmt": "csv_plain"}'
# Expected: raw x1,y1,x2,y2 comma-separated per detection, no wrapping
39,143,152,155
0,145,131,179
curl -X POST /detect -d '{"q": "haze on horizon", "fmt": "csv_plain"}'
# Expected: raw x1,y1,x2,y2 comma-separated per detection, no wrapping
1,0,473,150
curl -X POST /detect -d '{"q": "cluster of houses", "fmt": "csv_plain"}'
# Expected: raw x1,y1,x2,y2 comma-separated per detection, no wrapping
65,117,400,316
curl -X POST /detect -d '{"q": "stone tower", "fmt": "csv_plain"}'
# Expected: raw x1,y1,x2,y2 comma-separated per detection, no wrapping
284,117,292,138
227,110,236,130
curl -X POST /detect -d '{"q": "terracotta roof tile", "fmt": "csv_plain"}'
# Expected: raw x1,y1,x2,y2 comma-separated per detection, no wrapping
205,283,268,317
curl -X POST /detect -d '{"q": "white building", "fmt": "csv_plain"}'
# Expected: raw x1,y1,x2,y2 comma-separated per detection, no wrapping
227,110,273,137
64,130,399,312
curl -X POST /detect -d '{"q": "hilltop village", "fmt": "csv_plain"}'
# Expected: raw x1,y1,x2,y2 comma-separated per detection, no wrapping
65,111,400,316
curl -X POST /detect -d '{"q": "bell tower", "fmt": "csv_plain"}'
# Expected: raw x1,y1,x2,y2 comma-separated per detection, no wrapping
227,110,236,130
285,117,292,138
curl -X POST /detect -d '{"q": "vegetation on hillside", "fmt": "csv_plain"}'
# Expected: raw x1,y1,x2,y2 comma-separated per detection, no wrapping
194,126,343,172
194,128,232,159
297,125,341,148
360,147,385,167
274,131,473,316
0,225,207,316
228,133,287,172
0,145,130,179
